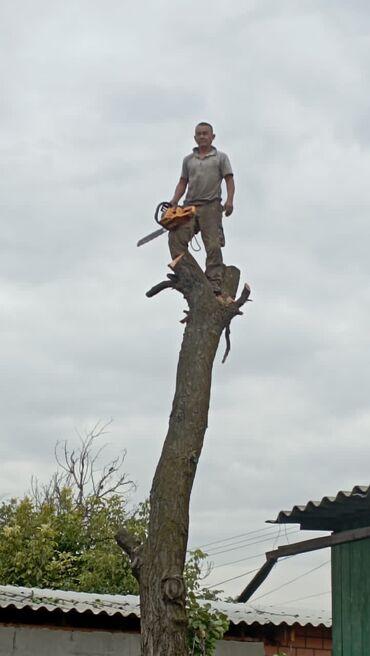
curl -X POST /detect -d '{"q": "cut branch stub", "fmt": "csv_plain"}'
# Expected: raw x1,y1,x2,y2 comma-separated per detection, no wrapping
145,251,248,309
145,253,251,364
162,575,186,604
116,527,143,580
222,263,240,299
146,280,173,298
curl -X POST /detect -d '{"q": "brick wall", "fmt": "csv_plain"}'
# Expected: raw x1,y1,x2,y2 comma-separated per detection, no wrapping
263,625,332,656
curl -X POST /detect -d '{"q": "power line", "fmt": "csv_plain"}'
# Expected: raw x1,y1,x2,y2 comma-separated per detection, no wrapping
191,529,302,576
205,529,300,557
212,551,266,569
272,523,293,550
203,565,263,589
211,538,298,569
270,590,331,606
194,525,277,550
206,558,330,594
251,560,330,602
204,529,300,570
205,529,290,551
207,529,299,556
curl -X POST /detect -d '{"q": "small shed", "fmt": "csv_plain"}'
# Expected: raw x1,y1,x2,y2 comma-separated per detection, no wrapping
272,484,370,656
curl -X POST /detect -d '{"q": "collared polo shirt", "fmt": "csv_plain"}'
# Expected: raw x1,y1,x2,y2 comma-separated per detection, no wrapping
180,147,233,205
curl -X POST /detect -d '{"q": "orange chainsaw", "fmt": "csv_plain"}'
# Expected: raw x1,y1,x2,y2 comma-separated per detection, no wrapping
137,202,197,247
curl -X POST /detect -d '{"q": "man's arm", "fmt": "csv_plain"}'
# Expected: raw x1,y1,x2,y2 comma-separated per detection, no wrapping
224,174,235,216
170,177,187,206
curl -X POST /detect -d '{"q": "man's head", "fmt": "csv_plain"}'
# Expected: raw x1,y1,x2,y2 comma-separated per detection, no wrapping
194,122,215,151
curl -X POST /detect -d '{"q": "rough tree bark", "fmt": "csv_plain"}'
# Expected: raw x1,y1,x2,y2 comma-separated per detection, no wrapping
117,252,250,656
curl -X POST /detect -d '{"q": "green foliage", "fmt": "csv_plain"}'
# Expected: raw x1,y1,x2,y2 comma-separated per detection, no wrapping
0,425,144,594
187,598,229,656
0,428,228,656
0,489,144,594
185,550,229,656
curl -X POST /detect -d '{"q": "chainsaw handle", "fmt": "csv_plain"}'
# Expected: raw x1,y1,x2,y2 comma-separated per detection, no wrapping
154,201,172,225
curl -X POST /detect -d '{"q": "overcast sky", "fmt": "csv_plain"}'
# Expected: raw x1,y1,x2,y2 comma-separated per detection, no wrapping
2,0,370,611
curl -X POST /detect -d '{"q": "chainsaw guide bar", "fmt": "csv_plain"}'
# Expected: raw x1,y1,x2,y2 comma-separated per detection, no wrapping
137,202,197,247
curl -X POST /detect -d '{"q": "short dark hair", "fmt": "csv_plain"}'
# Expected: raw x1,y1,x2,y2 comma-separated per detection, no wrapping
196,121,214,132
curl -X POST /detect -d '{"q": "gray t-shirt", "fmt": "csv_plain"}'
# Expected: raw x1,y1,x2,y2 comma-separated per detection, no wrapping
181,147,233,204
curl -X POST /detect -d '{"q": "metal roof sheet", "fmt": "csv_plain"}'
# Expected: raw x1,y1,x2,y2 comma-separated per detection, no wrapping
202,599,331,628
270,484,370,531
0,585,140,619
0,585,331,628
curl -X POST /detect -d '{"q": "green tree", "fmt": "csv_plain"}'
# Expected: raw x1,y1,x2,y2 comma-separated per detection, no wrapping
0,424,144,593
0,424,229,655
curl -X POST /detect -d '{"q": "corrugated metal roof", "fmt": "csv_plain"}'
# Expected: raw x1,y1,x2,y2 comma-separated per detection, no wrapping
0,585,331,628
202,599,331,628
0,586,140,619
270,484,370,531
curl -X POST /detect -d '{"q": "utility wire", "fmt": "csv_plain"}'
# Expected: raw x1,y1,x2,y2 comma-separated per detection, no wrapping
204,528,289,552
204,529,300,557
212,551,266,569
203,565,263,589
270,590,331,606
251,560,330,602
194,525,277,550
206,531,298,555
205,557,330,593
192,529,300,574
212,537,297,569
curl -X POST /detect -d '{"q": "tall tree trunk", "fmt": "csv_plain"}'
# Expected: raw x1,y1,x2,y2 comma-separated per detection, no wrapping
117,253,250,656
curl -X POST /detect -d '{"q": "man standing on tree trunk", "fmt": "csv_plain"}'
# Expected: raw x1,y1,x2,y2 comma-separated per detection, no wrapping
169,122,235,298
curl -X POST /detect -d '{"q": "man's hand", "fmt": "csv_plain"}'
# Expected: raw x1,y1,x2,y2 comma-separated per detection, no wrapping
170,178,187,208
224,174,235,216
224,202,234,217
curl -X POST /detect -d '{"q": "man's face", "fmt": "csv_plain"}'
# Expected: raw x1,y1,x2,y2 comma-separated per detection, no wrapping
194,125,215,150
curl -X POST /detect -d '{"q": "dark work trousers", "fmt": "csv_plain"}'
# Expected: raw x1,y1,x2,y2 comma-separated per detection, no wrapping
168,200,223,294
